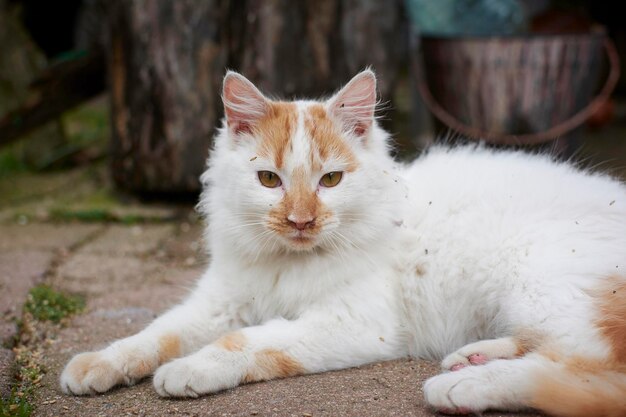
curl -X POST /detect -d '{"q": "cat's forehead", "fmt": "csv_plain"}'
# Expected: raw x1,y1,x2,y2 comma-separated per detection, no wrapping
254,101,358,173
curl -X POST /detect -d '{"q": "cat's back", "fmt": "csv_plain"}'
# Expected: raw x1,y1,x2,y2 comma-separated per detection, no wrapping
398,145,626,287
402,145,626,220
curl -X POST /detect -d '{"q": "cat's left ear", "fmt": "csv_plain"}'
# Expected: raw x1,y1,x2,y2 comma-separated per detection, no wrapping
222,71,268,136
328,69,377,137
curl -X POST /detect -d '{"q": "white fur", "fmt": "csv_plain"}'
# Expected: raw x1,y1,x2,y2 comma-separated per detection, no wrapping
61,72,626,414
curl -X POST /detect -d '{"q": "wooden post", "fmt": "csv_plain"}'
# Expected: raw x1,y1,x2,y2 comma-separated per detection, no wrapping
107,0,407,193
107,0,228,193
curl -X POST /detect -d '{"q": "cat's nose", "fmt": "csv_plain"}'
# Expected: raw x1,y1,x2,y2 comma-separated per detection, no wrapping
286,215,316,231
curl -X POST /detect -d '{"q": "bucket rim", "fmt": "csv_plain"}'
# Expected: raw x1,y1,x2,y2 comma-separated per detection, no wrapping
420,31,607,42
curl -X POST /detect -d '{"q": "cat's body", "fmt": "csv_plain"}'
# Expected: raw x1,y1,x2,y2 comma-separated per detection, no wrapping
61,71,626,416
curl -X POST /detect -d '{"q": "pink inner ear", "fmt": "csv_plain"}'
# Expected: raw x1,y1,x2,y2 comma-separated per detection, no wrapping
232,121,252,135
330,71,377,137
222,72,267,135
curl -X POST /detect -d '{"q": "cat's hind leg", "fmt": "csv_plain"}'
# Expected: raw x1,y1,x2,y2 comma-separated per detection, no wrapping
425,354,545,415
425,351,626,415
441,336,526,371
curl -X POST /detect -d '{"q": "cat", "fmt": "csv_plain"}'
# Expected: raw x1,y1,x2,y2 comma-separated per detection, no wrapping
60,69,626,416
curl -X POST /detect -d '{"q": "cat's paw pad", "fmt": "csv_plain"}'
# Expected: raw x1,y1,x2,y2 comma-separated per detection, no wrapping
424,372,483,414
60,352,124,395
442,351,489,371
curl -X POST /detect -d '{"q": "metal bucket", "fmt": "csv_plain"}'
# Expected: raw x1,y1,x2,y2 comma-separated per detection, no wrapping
413,32,620,146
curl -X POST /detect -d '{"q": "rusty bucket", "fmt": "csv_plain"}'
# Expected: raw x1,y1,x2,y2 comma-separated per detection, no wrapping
414,32,620,146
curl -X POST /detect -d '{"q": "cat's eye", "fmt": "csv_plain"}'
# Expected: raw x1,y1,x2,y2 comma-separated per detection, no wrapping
320,172,343,188
258,171,282,188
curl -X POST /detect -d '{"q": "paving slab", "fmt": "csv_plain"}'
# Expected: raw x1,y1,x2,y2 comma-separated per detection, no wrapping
77,225,176,256
55,251,200,301
0,250,54,344
0,348,14,399
0,224,102,251
0,249,55,400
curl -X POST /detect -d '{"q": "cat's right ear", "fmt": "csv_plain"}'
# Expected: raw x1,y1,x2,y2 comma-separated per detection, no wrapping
222,71,268,135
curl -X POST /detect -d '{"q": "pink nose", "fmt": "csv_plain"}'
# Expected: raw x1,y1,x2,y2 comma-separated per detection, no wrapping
287,218,316,230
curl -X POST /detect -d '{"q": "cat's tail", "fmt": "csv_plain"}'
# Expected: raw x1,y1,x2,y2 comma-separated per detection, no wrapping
530,354,626,417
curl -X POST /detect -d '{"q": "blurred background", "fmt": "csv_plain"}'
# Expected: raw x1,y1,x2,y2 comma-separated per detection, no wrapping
1,0,625,220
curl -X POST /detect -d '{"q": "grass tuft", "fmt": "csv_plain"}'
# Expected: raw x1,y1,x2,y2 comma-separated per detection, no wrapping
24,285,84,323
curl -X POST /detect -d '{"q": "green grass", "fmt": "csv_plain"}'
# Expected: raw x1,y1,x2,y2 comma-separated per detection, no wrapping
0,348,43,417
0,391,33,417
24,285,84,323
0,286,86,415
48,207,158,224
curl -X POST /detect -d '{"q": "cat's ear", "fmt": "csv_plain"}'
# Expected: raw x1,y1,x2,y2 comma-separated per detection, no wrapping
222,71,268,135
328,69,377,137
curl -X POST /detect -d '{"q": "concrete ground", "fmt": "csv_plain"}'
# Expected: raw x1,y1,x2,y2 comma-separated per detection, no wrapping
3,104,626,416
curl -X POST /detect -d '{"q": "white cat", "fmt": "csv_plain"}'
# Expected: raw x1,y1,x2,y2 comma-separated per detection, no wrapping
61,70,626,416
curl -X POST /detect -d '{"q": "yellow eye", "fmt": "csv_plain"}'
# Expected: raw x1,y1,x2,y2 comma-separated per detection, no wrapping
258,171,282,188
320,171,343,187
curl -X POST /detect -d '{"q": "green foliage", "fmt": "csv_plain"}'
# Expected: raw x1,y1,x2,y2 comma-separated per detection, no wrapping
0,145,28,178
24,285,84,323
0,391,33,417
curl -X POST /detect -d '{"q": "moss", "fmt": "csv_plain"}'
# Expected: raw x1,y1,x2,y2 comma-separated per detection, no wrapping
48,207,114,223
24,285,84,323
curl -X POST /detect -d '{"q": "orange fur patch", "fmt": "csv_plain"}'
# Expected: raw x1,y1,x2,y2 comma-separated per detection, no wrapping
594,276,626,363
283,166,319,222
158,334,182,364
526,278,626,417
531,370,626,417
255,102,297,169
66,351,124,391
127,357,154,379
305,104,358,171
68,352,107,380
216,332,246,352
531,352,626,417
242,349,305,384
513,330,543,357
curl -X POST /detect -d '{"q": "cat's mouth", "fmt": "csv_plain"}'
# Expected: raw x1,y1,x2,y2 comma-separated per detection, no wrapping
286,231,317,248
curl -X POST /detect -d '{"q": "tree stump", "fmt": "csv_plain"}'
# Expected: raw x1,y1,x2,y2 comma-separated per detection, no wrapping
107,0,227,193
107,0,407,193
231,0,407,99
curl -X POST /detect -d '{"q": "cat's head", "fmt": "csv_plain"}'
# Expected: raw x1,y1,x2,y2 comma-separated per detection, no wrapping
201,70,400,258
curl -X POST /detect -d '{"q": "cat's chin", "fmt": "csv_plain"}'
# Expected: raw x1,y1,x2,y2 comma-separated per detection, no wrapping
276,232,320,252
285,235,318,251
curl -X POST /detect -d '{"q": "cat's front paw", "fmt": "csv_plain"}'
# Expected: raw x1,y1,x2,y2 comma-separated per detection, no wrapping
60,352,124,395
153,353,243,398
424,372,483,415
